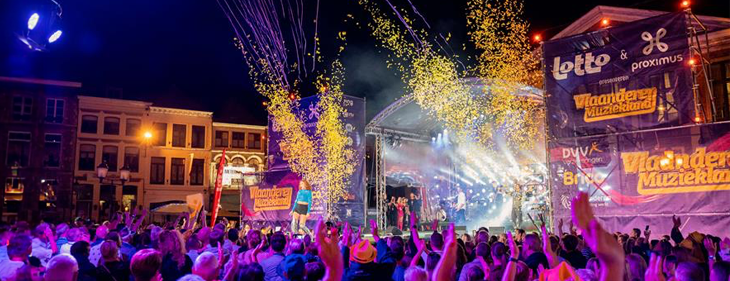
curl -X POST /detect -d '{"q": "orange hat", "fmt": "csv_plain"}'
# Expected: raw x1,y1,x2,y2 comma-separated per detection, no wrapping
350,240,377,264
539,261,581,281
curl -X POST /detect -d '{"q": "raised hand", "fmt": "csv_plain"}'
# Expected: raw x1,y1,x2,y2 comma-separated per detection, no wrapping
315,218,343,281
433,223,457,281
572,192,624,281
342,222,352,247
644,253,666,281
672,215,682,229
507,231,519,260
704,237,717,256
410,211,418,230
369,219,380,242
541,225,558,268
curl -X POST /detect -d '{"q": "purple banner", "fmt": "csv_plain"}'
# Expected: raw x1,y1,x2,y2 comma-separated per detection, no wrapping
550,122,730,237
239,170,324,227
544,12,693,139
266,95,366,225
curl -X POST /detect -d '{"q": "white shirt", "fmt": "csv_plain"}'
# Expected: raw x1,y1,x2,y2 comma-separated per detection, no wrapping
0,259,24,281
457,192,466,210
31,238,53,267
60,242,74,255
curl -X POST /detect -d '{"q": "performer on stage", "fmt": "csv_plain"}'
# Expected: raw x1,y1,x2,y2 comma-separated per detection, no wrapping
290,179,312,235
455,187,466,223
396,197,406,230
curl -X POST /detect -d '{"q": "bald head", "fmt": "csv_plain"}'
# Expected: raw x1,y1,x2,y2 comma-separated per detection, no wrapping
45,254,79,281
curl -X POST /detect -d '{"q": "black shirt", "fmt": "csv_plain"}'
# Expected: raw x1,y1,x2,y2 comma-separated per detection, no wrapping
561,250,588,269
160,253,193,281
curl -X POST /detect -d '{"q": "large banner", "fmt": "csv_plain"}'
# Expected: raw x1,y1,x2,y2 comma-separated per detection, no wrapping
239,170,306,226
266,95,366,225
544,12,694,139
550,122,730,236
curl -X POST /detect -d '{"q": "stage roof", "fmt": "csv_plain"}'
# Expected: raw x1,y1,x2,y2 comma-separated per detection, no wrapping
366,78,542,139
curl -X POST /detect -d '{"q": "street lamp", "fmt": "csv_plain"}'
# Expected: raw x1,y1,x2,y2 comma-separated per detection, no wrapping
96,161,109,182
144,131,153,140
120,165,131,186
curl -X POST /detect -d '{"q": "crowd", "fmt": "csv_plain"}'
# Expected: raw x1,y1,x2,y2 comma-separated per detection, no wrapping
0,192,728,281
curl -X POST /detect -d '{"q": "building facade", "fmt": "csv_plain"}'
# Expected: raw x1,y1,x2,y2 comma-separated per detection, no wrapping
210,122,267,218
0,77,80,222
144,107,213,213
74,96,151,221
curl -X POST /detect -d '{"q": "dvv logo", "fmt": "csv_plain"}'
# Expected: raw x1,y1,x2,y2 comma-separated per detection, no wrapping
641,28,668,55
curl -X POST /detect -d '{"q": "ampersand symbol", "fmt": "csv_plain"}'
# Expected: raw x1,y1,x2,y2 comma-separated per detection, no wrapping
641,28,668,55
620,50,628,60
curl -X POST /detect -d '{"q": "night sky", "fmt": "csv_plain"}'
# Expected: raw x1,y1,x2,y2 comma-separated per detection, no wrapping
1,0,727,125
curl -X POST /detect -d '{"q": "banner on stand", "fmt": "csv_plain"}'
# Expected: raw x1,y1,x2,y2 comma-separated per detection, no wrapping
543,12,693,139
549,122,730,236
266,95,366,225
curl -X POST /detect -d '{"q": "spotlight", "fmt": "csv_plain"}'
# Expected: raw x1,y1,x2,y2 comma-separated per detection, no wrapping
694,116,702,123
288,92,297,100
681,0,690,8
28,13,40,30
601,18,610,26
533,34,542,42
48,30,62,43
688,58,696,66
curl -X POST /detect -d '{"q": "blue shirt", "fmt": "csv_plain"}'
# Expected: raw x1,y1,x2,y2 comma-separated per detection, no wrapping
260,253,285,281
292,190,312,213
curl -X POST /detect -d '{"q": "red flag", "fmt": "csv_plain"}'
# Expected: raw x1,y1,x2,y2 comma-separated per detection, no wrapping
211,149,226,225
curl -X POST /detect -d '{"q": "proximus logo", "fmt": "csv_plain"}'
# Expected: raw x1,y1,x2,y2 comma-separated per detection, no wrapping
552,53,611,80
641,28,668,55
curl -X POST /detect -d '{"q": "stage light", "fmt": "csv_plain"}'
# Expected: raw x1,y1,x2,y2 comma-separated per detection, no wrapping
601,18,610,26
694,116,702,123
431,137,436,142
688,58,697,66
262,101,269,107
481,188,486,193
681,0,690,8
28,13,40,30
533,34,542,42
48,30,62,43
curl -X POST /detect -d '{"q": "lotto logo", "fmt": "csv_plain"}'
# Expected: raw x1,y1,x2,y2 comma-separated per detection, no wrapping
552,52,611,80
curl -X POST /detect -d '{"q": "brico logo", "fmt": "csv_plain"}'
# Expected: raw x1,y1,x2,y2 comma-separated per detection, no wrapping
552,53,611,81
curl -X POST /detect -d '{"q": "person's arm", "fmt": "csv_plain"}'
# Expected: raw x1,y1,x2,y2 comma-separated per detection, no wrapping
410,238,426,267
557,218,564,238
704,237,717,270
223,247,240,281
315,219,343,281
572,192,625,281
670,215,683,245
433,223,457,281
133,209,148,232
644,253,666,281
501,231,519,281
541,225,558,268
291,191,299,213
45,227,58,254
370,219,380,243
306,191,312,214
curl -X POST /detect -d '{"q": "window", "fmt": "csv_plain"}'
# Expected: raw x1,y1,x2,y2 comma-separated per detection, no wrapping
79,144,96,171
104,117,120,135
153,123,167,146
43,134,62,167
102,146,118,171
248,158,261,171
12,96,33,121
172,124,186,147
190,159,205,185
6,132,31,166
150,157,165,184
45,99,65,123
232,132,245,148
170,158,185,185
81,115,98,133
215,131,229,147
247,133,262,149
191,126,205,148
124,147,140,172
126,119,141,137
231,158,245,167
